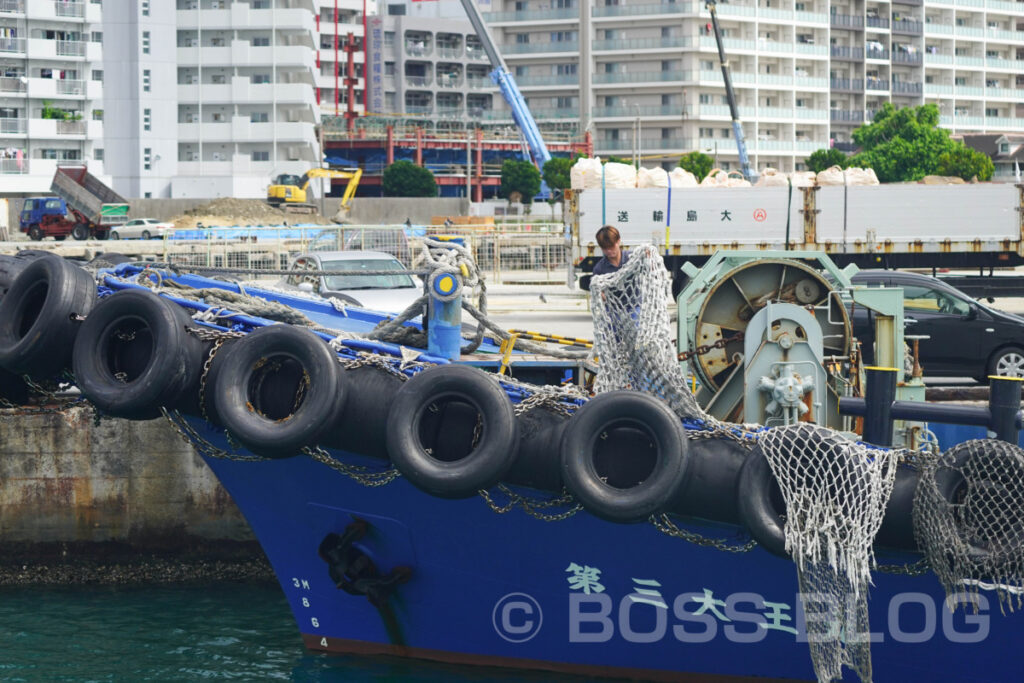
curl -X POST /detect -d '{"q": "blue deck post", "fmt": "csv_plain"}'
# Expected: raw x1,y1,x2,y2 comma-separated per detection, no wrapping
428,272,463,361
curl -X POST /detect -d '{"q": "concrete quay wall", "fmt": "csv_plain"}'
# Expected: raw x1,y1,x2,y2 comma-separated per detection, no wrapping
0,405,253,551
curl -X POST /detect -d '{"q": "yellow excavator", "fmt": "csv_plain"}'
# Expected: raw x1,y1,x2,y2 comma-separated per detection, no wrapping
267,167,362,218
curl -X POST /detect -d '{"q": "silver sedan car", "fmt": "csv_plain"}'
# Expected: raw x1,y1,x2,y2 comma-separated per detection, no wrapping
109,218,175,240
281,250,423,313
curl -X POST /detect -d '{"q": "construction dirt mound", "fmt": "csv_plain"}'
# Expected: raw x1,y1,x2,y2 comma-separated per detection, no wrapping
171,198,337,230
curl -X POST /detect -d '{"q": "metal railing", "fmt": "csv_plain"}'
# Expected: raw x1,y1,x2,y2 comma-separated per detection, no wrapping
56,120,86,135
56,40,86,57
0,118,26,134
503,41,579,54
0,0,25,12
436,47,462,59
892,81,923,95
593,2,691,17
160,224,573,286
0,37,26,53
866,16,890,29
892,20,923,35
57,79,85,95
831,45,864,60
831,13,864,29
866,78,890,90
54,0,84,17
0,76,26,92
483,7,577,21
892,51,923,65
866,47,890,60
0,158,28,173
830,78,864,91
831,109,865,122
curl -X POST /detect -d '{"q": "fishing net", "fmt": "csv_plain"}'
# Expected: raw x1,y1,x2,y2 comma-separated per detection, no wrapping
589,244,705,419
760,424,901,683
914,439,1024,614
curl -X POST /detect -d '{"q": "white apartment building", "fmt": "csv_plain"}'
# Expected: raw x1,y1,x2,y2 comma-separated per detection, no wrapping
0,0,105,194
103,0,323,199
481,0,1024,172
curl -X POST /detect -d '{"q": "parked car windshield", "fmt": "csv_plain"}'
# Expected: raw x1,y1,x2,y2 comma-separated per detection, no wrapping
322,259,415,290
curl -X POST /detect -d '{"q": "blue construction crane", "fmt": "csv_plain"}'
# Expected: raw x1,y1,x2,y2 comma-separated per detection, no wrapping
705,0,753,182
458,0,552,170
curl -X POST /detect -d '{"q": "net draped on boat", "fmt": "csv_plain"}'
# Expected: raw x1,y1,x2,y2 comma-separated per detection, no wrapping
588,243,706,420
761,424,901,683
914,438,1024,614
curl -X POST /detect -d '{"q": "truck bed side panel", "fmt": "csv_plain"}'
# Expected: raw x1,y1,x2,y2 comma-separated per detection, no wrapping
818,184,1019,243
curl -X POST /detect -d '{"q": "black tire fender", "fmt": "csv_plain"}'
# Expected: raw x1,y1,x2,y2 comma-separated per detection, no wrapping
72,290,206,419
736,444,790,559
210,325,345,458
560,391,689,523
0,256,96,376
385,364,519,499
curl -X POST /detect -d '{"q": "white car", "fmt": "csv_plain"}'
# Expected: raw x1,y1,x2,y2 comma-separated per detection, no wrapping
281,251,423,313
109,218,174,240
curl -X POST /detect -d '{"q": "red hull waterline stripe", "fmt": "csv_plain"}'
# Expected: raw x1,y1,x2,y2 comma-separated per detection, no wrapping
300,633,807,683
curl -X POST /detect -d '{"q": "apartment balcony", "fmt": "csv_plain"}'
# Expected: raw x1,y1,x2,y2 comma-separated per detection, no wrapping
697,70,756,85
831,14,865,30
924,83,954,95
0,37,26,55
866,78,890,91
716,3,756,17
892,20,923,35
595,70,686,84
986,0,1021,11
956,55,986,67
0,158,29,174
924,52,954,65
593,37,689,51
0,118,26,135
831,78,865,92
528,107,578,120
435,106,464,119
503,41,579,55
985,117,1024,129
178,119,315,144
795,11,829,24
866,47,890,60
892,51,923,65
25,0,84,21
177,81,314,105
437,47,462,59
896,0,923,5
892,81,923,95
986,87,1021,99
954,25,985,39
597,139,692,152
404,42,432,57
27,38,86,60
26,118,89,138
405,75,432,87
986,29,1024,43
176,44,315,71
866,17,890,30
0,76,26,93
436,74,464,89
483,7,576,22
925,22,954,36
831,45,865,61
592,2,691,18
987,57,1024,70
465,47,488,61
831,109,865,123
0,0,25,13
26,77,86,99
176,7,314,33
955,85,985,97
758,140,828,152
466,76,491,89
939,115,986,128
794,108,829,120
593,105,681,118
515,74,579,87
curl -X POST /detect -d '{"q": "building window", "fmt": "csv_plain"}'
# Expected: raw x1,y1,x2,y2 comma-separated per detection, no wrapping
143,147,152,171
141,0,149,16
986,108,999,117
252,36,270,47
142,31,150,54
144,192,152,198
699,93,711,104
92,109,103,121
94,148,104,161
1000,143,1010,153
143,69,151,92
251,74,270,84
92,69,103,81
250,112,269,122
143,108,151,131
253,150,270,161
91,31,103,43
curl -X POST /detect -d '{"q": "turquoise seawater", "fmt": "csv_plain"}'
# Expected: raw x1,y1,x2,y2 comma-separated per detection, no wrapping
0,583,585,682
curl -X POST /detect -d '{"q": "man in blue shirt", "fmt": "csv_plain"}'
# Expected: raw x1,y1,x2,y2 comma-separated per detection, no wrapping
593,225,630,276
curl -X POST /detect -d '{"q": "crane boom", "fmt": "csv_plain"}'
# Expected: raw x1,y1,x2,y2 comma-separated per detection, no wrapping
705,1,753,182
458,0,552,168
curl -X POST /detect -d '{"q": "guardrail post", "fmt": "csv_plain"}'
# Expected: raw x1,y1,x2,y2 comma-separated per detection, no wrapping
988,375,1023,444
863,366,898,447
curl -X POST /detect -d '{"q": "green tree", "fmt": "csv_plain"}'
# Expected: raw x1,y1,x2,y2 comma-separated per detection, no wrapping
846,103,989,183
381,160,436,197
937,145,994,182
500,159,541,214
678,151,714,182
605,156,630,165
541,156,576,194
805,148,850,173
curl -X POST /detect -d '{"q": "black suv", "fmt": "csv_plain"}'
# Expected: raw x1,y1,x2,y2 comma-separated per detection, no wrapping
850,270,1024,381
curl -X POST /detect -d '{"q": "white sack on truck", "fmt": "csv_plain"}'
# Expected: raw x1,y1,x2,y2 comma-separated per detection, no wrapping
669,168,699,188
638,167,669,188
756,168,790,187
570,157,604,190
603,162,637,188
